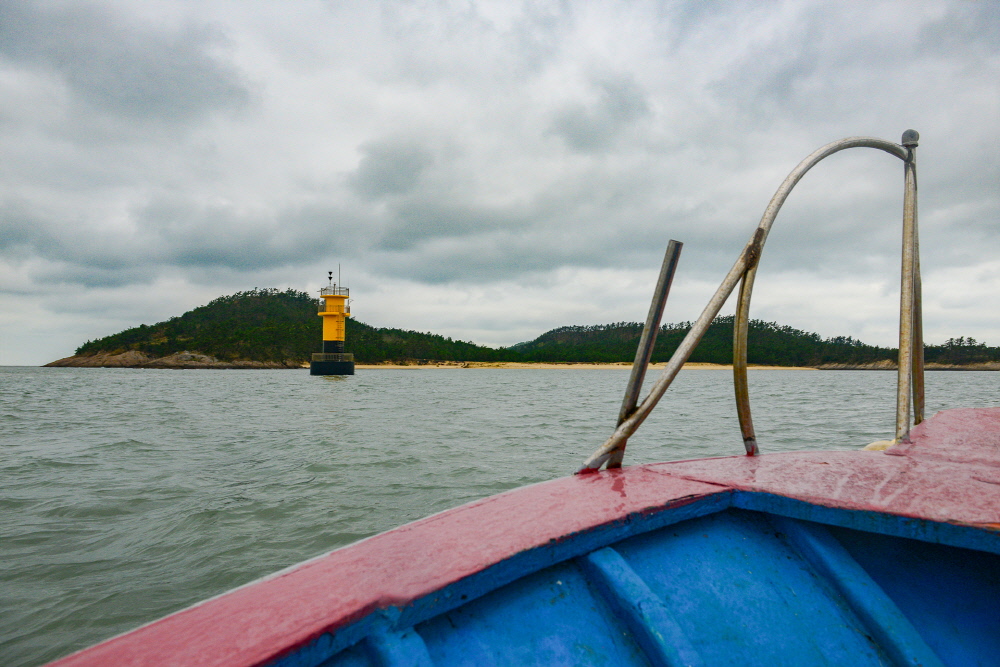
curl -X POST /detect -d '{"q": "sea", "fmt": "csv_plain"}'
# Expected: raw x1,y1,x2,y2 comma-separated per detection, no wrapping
1,366,997,666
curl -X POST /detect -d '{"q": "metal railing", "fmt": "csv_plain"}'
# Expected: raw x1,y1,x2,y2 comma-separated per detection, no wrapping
321,285,350,296
581,131,922,472
312,353,354,362
318,301,351,314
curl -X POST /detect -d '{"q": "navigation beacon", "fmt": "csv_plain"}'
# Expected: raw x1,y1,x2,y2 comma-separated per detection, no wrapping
310,271,355,376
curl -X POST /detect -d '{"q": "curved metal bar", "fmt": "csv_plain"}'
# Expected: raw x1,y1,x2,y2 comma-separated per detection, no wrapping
733,264,759,454
731,137,911,453
581,135,915,472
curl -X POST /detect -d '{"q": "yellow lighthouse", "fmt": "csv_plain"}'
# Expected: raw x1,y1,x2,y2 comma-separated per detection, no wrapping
310,271,355,375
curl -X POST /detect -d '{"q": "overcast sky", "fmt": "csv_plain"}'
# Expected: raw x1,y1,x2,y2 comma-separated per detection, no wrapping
1,0,997,365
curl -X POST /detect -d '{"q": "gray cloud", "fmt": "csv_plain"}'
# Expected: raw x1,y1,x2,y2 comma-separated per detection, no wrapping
136,198,381,273
0,193,376,289
0,200,37,249
39,263,151,289
349,139,434,200
549,74,651,152
376,202,522,252
0,1,249,124
917,3,1000,54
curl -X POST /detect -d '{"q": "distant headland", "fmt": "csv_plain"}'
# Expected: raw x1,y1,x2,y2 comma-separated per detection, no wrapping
46,288,1000,370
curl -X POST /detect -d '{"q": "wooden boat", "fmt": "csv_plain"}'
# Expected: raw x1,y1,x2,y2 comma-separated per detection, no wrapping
49,133,999,666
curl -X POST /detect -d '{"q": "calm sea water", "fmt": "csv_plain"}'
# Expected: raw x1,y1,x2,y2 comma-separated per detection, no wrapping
2,366,997,666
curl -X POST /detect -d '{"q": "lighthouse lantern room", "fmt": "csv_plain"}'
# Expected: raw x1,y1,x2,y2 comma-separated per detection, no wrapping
310,271,355,375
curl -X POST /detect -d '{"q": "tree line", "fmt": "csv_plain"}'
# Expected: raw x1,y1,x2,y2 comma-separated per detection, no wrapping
74,289,999,366
508,318,900,366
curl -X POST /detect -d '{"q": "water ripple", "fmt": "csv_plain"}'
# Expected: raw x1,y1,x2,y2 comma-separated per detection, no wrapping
0,366,996,666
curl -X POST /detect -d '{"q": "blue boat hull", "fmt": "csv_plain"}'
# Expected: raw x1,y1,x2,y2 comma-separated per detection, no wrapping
277,508,996,667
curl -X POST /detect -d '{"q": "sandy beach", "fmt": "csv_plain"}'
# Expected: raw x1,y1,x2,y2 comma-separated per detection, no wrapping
354,361,817,370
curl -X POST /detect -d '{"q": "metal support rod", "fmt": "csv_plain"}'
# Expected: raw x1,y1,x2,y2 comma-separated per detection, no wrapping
733,266,760,454
606,240,683,469
896,131,921,441
908,136,924,427
912,245,925,425
580,230,763,471
581,135,914,472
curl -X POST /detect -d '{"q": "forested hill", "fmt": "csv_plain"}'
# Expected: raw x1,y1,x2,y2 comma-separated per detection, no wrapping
67,288,998,366
75,289,319,363
512,318,895,366
72,288,510,364
514,320,1000,366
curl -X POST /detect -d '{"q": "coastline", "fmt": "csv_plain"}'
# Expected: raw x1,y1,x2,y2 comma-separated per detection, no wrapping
44,352,1000,371
44,351,300,369
354,361,814,370
44,354,811,370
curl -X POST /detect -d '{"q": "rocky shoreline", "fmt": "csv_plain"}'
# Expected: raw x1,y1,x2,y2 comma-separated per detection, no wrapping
44,351,303,369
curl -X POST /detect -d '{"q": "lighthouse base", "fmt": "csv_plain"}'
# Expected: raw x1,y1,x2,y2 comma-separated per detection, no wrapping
310,353,355,376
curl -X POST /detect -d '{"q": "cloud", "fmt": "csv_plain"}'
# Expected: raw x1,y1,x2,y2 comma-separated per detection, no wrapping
0,1,250,126
549,73,651,152
349,138,434,199
0,0,998,365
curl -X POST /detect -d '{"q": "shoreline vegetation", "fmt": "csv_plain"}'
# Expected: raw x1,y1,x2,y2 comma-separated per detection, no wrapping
46,288,1000,370
44,354,1000,371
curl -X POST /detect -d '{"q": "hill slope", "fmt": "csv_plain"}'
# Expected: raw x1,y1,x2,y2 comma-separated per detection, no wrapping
55,288,508,366
73,289,318,364
47,288,999,368
513,318,896,366
515,319,1000,367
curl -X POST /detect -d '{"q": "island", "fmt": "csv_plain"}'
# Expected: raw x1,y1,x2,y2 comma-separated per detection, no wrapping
46,288,1000,370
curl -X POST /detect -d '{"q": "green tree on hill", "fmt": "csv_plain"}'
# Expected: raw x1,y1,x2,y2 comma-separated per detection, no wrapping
74,288,998,366
512,317,897,366
76,288,509,364
77,288,319,362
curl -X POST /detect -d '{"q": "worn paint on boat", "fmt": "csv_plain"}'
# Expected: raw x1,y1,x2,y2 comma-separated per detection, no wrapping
49,407,1000,666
